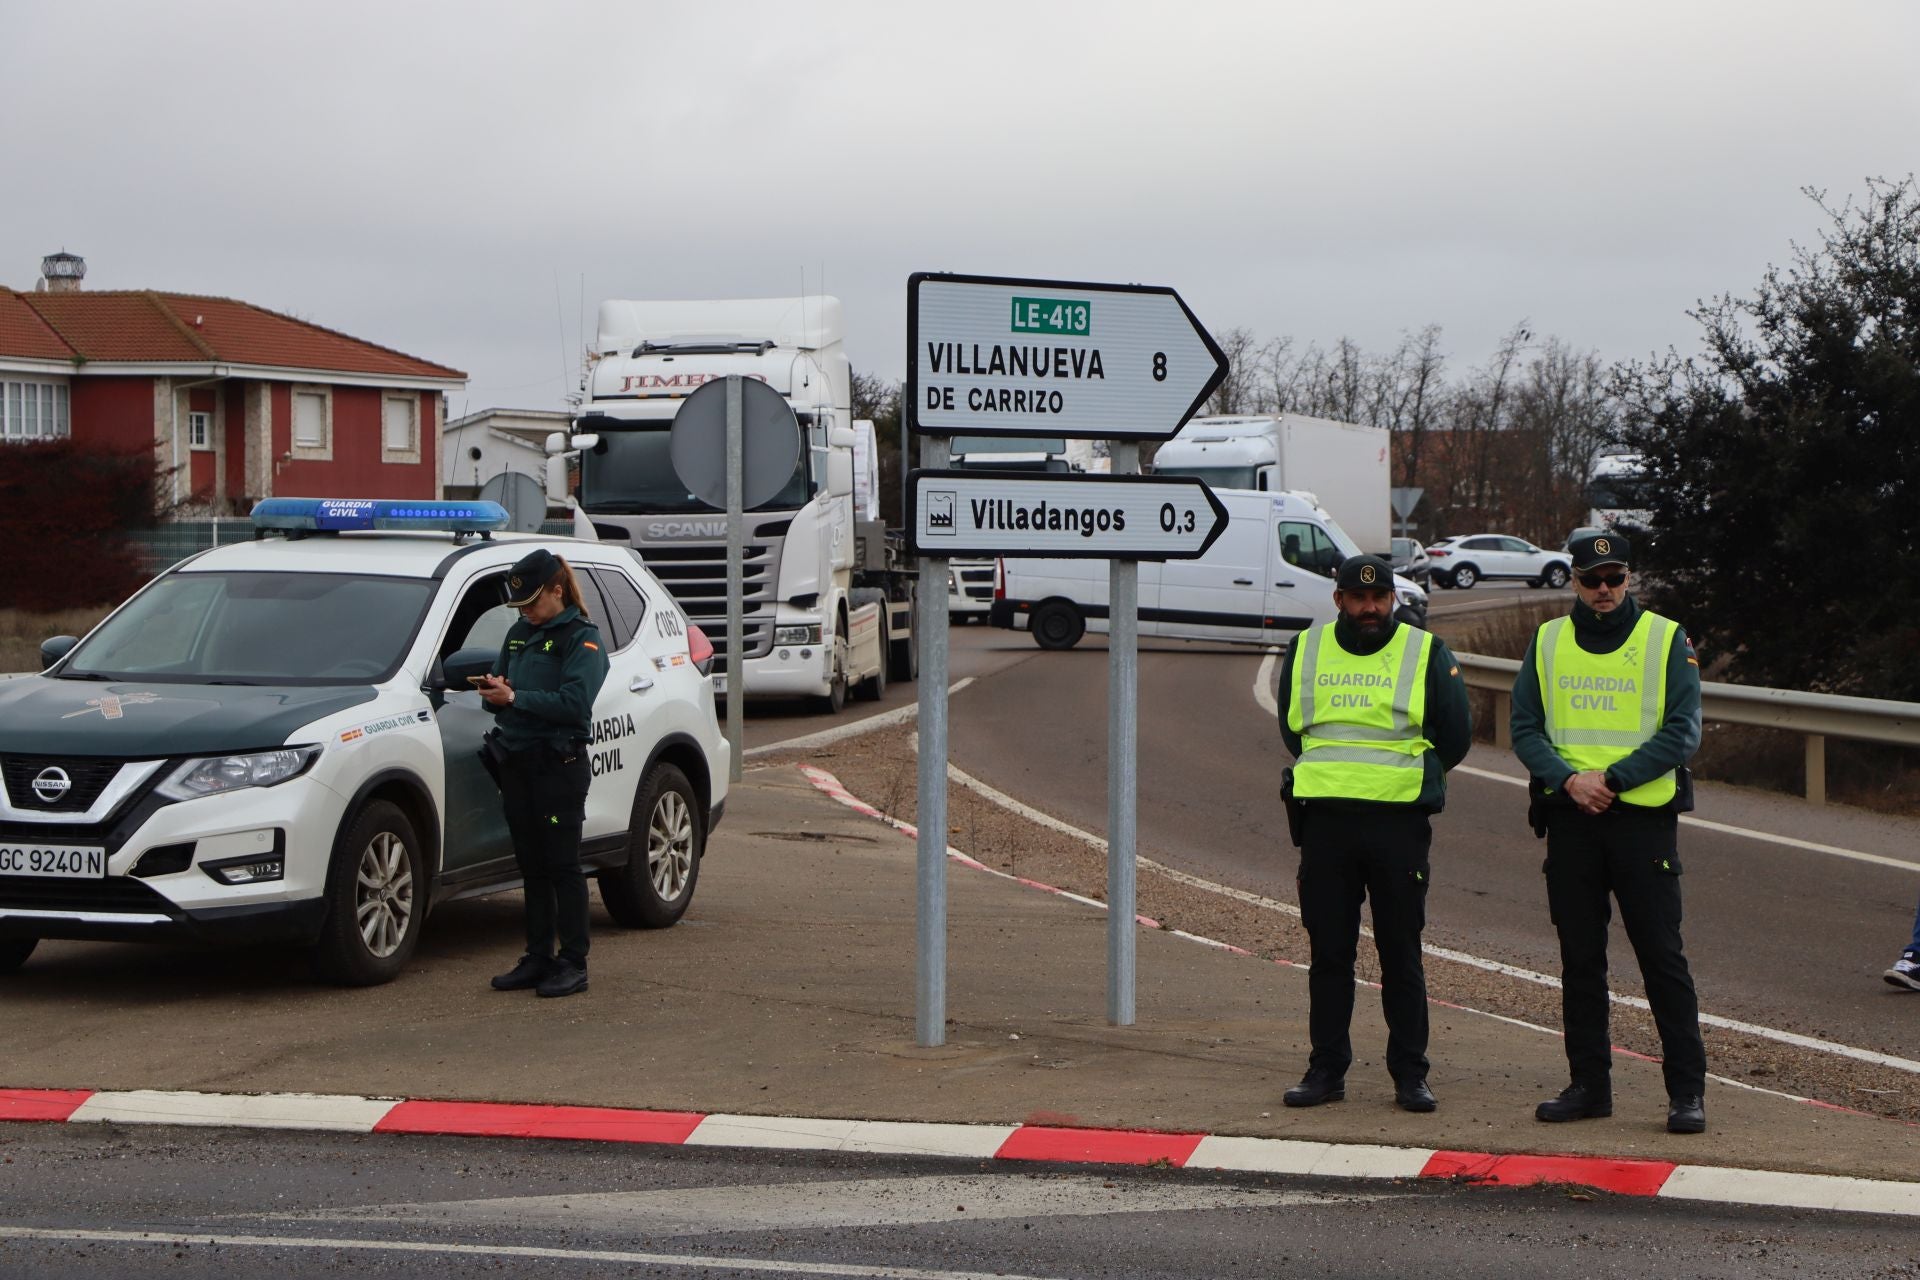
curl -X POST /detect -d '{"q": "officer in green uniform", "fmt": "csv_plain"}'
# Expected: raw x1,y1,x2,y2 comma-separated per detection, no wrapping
1510,531,1708,1134
475,548,610,998
1276,554,1472,1113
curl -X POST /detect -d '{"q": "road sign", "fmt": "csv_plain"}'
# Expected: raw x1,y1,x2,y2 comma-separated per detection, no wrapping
669,377,800,510
1390,486,1425,520
909,470,1228,559
908,273,1227,441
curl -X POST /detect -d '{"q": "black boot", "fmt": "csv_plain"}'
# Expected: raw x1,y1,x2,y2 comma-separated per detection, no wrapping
536,958,589,998
1394,1079,1437,1113
490,954,553,991
1283,1072,1346,1108
1666,1095,1706,1134
1535,1081,1612,1122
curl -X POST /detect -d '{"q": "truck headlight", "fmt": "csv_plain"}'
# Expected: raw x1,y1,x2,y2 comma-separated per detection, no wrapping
157,747,322,801
774,624,822,646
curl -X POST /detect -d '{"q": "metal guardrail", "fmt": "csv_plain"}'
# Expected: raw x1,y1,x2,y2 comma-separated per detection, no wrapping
1456,652,1920,805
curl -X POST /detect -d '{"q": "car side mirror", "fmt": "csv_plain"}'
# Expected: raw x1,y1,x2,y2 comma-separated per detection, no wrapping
443,646,496,686
40,635,79,670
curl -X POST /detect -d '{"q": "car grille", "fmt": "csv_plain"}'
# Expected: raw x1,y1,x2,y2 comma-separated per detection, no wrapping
1,756,126,814
638,538,785,674
0,874,179,916
957,565,995,602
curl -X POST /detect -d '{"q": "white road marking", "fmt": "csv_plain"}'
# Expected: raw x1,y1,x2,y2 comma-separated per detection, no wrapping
1658,1166,1920,1217
685,1115,1015,1158
310,1173,1376,1235
0,1226,1069,1279
937,705,1920,1079
69,1090,396,1132
743,678,975,758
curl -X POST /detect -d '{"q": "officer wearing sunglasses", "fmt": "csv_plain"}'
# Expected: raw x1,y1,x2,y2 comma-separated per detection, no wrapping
1508,532,1708,1135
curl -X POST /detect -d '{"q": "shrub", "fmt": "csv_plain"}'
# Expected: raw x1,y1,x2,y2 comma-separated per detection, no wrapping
0,441,162,610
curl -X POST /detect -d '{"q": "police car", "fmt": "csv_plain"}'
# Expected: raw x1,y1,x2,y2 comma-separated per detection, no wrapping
0,498,729,985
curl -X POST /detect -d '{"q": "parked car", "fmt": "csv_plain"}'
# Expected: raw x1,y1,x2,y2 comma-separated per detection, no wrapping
0,498,729,985
1390,536,1431,588
1425,533,1571,590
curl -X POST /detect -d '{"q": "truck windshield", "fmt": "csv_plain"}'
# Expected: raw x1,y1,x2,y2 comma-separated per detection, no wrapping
578,424,813,514
61,572,434,685
1163,464,1260,490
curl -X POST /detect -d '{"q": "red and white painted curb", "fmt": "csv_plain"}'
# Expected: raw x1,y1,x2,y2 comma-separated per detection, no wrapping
4,1086,1917,1217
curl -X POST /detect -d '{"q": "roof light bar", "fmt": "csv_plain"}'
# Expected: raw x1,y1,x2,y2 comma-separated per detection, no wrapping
251,498,512,534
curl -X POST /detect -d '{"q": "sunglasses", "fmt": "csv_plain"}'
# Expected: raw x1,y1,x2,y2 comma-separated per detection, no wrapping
1577,571,1628,589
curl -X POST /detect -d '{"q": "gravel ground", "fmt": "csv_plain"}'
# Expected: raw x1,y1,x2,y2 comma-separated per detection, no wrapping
761,723,1920,1126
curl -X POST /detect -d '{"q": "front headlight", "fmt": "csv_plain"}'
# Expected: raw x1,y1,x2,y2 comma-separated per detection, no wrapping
1397,587,1425,609
774,624,823,646
157,747,322,801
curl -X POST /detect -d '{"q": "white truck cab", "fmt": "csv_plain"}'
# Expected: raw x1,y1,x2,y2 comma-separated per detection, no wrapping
0,498,728,985
990,488,1427,649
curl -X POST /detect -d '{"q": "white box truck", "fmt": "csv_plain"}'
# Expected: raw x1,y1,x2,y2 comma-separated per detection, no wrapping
1150,414,1391,553
989,488,1427,649
554,297,914,712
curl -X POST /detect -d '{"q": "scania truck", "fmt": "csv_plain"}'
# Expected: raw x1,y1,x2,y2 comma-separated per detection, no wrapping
554,297,914,713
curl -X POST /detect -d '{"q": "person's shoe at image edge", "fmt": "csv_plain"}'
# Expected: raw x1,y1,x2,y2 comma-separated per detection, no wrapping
1535,1080,1612,1122
490,953,554,991
536,957,589,998
1667,1094,1707,1134
1282,1072,1346,1108
1394,1078,1437,1113
1884,949,1920,991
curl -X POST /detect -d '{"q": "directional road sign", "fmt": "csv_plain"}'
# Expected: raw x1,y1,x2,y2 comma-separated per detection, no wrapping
909,470,1229,560
908,273,1227,441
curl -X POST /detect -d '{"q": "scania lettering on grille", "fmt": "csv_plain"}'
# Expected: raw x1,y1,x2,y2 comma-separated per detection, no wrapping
30,767,72,804
644,520,729,539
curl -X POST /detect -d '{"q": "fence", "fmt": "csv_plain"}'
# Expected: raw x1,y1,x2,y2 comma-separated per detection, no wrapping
1456,653,1920,805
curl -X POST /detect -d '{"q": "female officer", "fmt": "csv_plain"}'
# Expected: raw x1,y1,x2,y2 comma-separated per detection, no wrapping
475,548,610,998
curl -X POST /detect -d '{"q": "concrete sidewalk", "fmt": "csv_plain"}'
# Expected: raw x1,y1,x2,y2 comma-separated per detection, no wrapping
2,763,1914,1183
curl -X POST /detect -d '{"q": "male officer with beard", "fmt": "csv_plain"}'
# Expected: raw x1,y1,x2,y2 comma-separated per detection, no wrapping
1275,554,1471,1113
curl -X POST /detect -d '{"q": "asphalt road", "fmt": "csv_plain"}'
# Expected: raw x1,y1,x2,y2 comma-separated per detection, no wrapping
1,1124,1911,1279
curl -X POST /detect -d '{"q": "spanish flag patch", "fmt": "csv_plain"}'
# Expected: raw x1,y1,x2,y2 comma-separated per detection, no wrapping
582,641,600,651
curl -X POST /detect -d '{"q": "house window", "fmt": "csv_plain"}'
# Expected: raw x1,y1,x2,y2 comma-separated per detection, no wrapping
291,387,331,459
1,380,69,442
188,411,212,451
382,394,419,460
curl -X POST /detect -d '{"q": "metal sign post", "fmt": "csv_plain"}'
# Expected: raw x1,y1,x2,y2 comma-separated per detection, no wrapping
915,434,951,1048
725,378,744,783
1106,441,1140,1026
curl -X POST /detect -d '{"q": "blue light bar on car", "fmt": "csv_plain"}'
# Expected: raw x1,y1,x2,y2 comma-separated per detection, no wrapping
251,498,512,534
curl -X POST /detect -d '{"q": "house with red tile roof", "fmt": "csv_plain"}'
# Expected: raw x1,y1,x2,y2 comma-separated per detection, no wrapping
1,254,466,512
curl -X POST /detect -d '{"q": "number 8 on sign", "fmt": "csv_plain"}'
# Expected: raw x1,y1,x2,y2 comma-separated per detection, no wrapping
1152,352,1167,382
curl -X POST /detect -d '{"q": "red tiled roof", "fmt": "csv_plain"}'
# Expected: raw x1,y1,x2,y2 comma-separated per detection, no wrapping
0,289,464,380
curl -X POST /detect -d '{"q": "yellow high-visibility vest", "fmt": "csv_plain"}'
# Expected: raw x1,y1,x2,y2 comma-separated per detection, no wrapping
1536,610,1678,807
1288,622,1435,803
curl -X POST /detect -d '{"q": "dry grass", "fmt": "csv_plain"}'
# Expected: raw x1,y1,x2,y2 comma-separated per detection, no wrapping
0,607,114,674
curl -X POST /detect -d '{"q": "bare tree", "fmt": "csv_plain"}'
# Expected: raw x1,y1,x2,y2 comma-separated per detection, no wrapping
1204,326,1265,416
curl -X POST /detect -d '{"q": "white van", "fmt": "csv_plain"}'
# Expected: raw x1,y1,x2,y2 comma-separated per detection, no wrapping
988,489,1427,650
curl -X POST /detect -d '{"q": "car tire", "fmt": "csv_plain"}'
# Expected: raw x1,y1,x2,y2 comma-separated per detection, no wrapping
0,937,37,974
314,800,424,987
1544,563,1570,588
600,762,702,929
1451,565,1478,589
1031,600,1085,651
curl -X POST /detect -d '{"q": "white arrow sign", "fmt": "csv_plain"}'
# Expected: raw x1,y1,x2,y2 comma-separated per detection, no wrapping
908,273,1227,441
910,471,1229,560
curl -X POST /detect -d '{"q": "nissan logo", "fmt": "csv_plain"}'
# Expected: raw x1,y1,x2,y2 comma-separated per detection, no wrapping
30,767,71,804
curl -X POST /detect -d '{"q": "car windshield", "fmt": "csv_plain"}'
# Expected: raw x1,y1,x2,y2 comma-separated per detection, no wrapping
61,571,436,684
1392,538,1416,558
1159,464,1260,490
579,421,814,514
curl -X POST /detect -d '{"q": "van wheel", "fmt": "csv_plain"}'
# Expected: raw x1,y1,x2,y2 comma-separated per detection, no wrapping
1451,565,1478,589
314,800,423,987
1031,601,1085,650
601,763,703,928
0,937,37,974
1544,563,1570,588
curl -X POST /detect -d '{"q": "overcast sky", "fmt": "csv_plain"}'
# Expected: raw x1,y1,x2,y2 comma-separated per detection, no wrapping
6,1,1915,415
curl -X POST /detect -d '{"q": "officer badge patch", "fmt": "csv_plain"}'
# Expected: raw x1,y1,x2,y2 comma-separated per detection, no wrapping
1360,564,1378,585
1594,537,1611,557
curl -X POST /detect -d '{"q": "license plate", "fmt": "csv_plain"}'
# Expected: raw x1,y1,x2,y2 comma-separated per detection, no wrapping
711,674,728,694
0,844,107,879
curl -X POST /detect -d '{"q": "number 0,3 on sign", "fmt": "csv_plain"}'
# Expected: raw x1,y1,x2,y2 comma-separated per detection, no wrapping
909,273,1227,441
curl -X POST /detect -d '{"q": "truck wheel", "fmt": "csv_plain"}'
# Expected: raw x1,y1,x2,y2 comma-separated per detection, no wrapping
600,763,702,928
1451,564,1478,589
889,587,918,682
0,937,37,974
1031,600,1085,651
314,800,423,987
856,622,888,702
813,635,848,713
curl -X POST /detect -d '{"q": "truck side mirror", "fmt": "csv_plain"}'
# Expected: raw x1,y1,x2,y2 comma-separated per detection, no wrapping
827,450,853,498
828,426,855,450
545,455,570,503
544,431,568,456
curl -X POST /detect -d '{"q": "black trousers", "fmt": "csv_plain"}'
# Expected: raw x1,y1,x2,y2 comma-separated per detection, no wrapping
1297,806,1432,1084
1544,807,1706,1098
500,747,593,966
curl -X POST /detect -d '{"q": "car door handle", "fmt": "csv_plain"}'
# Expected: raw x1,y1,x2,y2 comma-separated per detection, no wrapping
629,675,654,693
1233,578,1254,586
1274,581,1296,589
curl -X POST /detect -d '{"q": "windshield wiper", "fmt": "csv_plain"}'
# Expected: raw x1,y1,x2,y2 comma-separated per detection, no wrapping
52,671,116,681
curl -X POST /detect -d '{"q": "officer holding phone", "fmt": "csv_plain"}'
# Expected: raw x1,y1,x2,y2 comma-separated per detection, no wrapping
475,548,609,998
1510,532,1708,1134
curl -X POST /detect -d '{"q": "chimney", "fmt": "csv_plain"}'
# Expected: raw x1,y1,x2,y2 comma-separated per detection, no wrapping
40,251,86,293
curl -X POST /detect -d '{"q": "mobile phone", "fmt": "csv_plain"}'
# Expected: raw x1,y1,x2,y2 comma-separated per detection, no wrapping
466,675,492,687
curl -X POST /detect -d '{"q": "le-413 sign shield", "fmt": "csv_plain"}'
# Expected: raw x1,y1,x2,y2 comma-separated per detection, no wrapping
908,273,1227,441
909,471,1228,560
